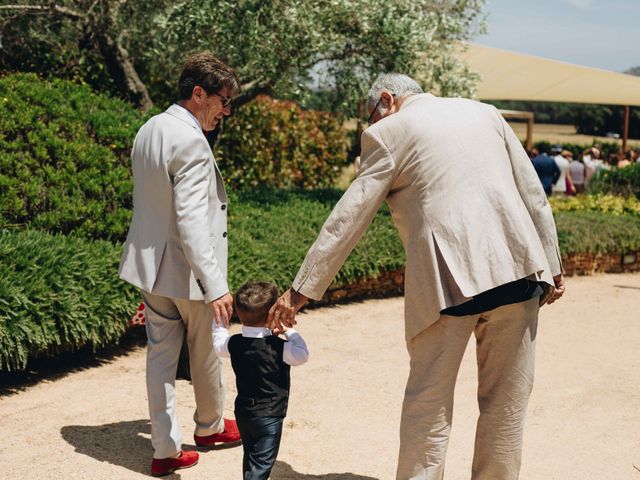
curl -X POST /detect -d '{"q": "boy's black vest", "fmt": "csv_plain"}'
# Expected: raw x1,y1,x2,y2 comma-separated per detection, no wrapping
227,334,291,417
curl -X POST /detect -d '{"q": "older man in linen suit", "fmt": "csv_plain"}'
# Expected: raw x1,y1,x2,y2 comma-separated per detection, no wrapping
270,74,565,480
119,53,241,476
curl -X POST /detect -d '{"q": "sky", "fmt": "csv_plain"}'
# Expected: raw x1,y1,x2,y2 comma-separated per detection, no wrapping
475,0,640,73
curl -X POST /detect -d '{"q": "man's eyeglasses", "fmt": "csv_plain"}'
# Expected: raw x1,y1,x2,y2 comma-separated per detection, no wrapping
209,91,232,108
367,93,395,125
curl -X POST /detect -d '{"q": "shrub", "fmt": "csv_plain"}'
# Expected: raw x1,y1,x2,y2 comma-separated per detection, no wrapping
0,229,138,371
554,211,640,254
0,76,351,242
588,163,640,199
4,190,640,371
218,95,351,189
226,188,404,291
0,72,148,241
0,190,403,371
549,194,640,216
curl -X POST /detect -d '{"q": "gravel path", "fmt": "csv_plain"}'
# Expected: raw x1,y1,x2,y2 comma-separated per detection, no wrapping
1,273,639,480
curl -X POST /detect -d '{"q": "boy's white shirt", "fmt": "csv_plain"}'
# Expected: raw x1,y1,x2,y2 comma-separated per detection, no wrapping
213,325,309,366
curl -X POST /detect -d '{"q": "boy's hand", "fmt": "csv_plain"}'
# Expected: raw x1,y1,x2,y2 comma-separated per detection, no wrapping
271,325,288,336
268,288,308,331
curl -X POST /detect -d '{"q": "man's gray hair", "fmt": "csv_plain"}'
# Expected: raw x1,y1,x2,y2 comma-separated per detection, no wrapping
367,73,424,109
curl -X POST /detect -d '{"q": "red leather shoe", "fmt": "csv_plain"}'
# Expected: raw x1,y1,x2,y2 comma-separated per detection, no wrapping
151,450,199,477
194,418,241,448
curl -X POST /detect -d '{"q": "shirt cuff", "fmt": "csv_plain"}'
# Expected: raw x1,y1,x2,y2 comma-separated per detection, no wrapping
283,329,298,340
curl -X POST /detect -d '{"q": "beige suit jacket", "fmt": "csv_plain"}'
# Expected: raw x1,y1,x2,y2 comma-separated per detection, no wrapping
119,104,229,303
293,94,562,340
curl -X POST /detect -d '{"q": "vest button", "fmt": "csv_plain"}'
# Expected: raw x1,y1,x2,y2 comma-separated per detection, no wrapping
221,204,226,210
222,232,227,238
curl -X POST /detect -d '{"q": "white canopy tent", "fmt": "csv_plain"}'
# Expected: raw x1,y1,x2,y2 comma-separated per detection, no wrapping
458,43,640,150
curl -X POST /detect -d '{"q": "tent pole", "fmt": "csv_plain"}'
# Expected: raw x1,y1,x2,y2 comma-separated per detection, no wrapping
622,105,629,154
527,113,534,152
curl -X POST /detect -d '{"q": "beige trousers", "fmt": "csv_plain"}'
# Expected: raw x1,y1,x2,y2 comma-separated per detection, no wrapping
397,297,539,480
142,291,226,459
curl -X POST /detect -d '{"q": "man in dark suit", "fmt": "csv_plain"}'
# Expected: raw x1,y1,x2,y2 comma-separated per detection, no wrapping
532,150,561,195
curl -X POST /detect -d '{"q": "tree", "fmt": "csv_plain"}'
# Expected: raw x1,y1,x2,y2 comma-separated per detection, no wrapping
625,66,640,77
1,1,486,114
0,1,160,110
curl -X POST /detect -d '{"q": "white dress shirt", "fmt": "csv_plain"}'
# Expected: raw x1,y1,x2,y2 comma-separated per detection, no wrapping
213,325,309,366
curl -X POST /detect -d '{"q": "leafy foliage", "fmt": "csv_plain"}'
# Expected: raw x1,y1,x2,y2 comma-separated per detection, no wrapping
225,188,404,291
3,188,640,370
554,211,640,255
1,0,487,114
0,72,148,240
588,163,640,199
0,74,351,240
549,194,640,216
144,0,487,113
0,229,138,371
218,96,350,189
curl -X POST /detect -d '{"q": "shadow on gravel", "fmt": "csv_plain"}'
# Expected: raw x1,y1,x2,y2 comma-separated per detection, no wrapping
614,284,640,290
0,330,146,397
61,419,182,478
272,461,380,479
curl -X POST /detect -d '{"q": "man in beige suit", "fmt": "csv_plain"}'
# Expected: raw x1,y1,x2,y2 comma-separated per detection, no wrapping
270,74,565,480
119,53,241,476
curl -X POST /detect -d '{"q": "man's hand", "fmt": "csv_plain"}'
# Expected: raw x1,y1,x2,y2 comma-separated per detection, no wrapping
211,292,233,327
546,274,565,305
268,288,308,331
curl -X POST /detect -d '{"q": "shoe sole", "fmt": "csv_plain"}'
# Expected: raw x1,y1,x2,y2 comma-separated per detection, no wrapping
195,439,242,451
151,458,199,477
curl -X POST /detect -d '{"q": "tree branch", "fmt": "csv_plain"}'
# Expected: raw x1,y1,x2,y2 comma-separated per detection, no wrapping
0,4,84,20
234,82,272,108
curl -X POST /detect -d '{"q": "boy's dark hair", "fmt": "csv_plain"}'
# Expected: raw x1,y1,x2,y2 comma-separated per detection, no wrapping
178,52,240,100
234,281,279,327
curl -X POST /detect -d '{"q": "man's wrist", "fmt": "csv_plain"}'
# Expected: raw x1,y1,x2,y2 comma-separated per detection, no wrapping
290,289,308,309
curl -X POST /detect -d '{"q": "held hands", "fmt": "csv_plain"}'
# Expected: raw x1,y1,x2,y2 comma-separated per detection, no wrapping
271,325,288,336
268,288,308,331
211,292,234,327
545,273,565,305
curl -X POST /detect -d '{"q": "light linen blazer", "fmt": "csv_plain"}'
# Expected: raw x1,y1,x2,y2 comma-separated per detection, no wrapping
119,104,229,303
292,94,562,340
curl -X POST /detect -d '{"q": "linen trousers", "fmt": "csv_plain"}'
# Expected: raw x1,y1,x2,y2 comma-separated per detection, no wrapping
396,297,539,480
142,290,226,459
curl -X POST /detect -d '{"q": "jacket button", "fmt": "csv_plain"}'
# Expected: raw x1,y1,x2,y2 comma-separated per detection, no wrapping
222,232,227,238
221,204,226,210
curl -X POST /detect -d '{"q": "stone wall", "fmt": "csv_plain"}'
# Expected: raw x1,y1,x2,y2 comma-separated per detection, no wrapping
313,251,640,305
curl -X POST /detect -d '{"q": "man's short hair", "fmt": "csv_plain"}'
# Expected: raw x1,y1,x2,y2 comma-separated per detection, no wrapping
367,73,424,110
178,52,240,100
234,281,279,327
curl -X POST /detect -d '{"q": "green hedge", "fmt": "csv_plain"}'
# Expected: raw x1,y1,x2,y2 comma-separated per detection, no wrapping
549,194,640,216
226,189,404,290
5,189,640,371
0,75,351,243
588,163,640,199
0,189,402,371
0,73,147,241
218,95,350,189
0,229,138,371
554,211,640,254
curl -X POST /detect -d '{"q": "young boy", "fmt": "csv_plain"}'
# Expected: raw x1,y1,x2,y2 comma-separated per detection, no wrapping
213,281,309,479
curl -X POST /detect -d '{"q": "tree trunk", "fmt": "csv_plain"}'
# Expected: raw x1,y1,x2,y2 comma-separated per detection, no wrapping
87,2,153,112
